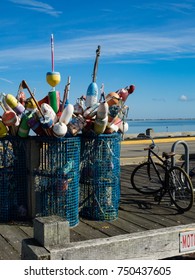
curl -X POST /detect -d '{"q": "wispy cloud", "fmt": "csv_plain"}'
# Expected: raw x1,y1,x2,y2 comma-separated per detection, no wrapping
134,1,195,14
1,28,195,64
0,77,13,84
9,0,62,17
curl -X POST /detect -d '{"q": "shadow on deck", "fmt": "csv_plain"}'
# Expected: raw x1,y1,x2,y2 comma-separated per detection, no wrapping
0,164,195,259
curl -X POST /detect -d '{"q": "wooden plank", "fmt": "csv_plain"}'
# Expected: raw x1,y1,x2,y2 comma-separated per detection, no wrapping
0,235,19,260
71,220,109,239
0,224,30,256
49,223,195,260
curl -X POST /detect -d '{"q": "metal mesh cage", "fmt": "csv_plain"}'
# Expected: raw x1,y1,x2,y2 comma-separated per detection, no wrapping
0,137,28,222
33,136,80,227
79,133,121,221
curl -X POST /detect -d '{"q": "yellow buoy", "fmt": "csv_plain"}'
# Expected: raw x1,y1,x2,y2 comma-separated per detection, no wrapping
46,71,61,87
0,121,8,138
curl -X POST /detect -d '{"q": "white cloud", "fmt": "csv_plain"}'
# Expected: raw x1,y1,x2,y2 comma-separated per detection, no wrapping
1,28,195,64
0,78,13,84
9,0,62,17
179,95,188,101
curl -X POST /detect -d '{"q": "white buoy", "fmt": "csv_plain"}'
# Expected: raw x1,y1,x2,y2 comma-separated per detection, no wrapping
59,103,74,125
52,122,67,137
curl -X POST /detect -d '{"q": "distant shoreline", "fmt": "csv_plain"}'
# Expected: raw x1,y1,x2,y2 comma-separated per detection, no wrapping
126,118,195,121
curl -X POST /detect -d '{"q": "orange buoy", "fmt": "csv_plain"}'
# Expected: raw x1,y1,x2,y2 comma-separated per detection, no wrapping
106,92,120,106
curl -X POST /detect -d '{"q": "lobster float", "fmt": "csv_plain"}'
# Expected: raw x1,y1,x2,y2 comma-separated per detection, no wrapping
5,93,25,116
85,45,101,108
94,84,109,135
0,119,8,138
117,84,135,103
0,94,19,136
18,80,53,136
17,111,32,137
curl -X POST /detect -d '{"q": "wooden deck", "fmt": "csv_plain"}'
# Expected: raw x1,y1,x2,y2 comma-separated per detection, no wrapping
1,163,195,260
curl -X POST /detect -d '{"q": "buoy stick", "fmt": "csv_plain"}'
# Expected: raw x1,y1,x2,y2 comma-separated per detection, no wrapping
51,34,54,72
61,76,71,111
19,80,44,118
92,45,101,83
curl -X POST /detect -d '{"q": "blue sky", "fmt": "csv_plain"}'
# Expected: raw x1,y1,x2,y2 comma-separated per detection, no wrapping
1,0,195,119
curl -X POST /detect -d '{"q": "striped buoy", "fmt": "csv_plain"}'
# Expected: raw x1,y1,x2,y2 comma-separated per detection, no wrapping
27,111,46,136
85,82,98,108
41,103,58,123
94,116,108,135
18,113,31,137
96,101,108,120
5,94,25,115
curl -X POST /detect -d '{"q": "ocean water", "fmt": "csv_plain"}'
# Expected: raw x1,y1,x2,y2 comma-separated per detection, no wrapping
126,119,195,134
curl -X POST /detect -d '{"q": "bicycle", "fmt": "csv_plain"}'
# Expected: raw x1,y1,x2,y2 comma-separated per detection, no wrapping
130,135,194,212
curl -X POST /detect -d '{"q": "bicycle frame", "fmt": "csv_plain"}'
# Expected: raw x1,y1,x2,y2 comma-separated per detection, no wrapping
146,147,168,189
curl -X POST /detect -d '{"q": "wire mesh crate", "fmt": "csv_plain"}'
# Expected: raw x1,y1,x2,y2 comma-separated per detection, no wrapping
79,133,121,221
0,137,28,222
33,136,80,227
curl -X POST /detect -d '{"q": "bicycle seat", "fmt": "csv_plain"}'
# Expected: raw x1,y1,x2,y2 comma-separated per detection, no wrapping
162,151,175,159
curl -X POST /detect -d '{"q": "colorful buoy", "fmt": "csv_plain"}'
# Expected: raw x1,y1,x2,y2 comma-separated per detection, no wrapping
0,120,8,138
48,90,60,113
46,71,61,87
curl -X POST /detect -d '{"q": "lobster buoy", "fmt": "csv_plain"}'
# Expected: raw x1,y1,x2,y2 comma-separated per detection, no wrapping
25,97,37,111
17,91,26,106
46,71,61,87
5,94,25,115
18,112,31,137
106,92,120,107
104,123,119,134
27,111,45,136
0,121,8,138
41,103,58,123
2,111,17,126
96,101,108,120
85,82,98,108
59,103,74,125
52,122,67,137
40,115,53,129
94,116,108,135
119,121,129,133
83,103,100,119
117,84,135,103
48,90,60,113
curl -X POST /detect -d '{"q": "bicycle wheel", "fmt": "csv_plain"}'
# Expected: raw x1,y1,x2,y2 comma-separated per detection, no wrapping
168,166,194,212
131,162,166,194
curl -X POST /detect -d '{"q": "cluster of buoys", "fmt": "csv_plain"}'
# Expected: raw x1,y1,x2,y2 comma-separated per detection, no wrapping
0,80,135,138
0,37,135,138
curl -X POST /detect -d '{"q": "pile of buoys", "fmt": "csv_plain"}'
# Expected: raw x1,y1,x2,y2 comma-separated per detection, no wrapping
0,39,135,138
0,80,135,138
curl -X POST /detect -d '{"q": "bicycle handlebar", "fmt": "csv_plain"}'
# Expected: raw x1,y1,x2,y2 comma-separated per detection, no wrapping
138,134,156,149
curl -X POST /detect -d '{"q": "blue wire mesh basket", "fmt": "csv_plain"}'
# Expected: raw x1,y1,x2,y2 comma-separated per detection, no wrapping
0,137,28,222
79,133,121,221
33,136,80,227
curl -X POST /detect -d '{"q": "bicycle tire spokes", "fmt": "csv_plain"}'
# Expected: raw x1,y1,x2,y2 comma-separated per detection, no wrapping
168,166,194,212
131,162,165,194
